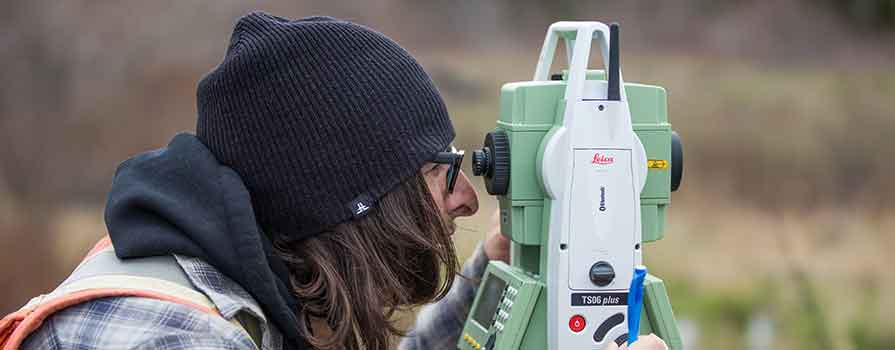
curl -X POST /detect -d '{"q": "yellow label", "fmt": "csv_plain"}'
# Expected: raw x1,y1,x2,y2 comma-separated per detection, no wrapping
647,159,669,169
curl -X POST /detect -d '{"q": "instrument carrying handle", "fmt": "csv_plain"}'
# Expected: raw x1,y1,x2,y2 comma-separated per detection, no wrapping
532,22,626,103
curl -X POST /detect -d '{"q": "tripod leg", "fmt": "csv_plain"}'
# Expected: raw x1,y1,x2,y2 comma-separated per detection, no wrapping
643,274,684,350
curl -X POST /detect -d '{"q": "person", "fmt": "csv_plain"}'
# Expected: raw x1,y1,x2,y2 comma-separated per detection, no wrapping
13,12,667,350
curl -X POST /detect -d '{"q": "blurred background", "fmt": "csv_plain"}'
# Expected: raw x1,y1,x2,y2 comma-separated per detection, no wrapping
1,1,893,349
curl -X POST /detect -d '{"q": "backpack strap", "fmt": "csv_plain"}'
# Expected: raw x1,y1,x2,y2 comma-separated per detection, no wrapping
60,238,196,295
0,237,261,350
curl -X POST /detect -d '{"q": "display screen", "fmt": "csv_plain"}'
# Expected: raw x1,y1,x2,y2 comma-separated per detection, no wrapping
472,275,508,328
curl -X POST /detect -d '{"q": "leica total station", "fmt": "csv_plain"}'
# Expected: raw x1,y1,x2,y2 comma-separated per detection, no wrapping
459,22,685,350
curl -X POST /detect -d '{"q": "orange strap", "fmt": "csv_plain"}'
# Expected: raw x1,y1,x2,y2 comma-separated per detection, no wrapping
0,237,221,350
1,288,220,350
83,236,113,262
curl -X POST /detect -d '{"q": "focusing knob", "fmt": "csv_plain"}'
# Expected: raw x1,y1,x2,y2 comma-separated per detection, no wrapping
589,261,615,287
671,131,683,192
473,130,510,195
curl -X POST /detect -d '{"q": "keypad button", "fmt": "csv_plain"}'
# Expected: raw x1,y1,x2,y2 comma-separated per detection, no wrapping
498,310,509,321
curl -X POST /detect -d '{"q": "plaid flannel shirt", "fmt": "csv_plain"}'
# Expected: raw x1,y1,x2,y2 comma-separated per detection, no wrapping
21,244,490,350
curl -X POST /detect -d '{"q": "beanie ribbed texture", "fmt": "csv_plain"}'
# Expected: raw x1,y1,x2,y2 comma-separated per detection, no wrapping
197,12,454,241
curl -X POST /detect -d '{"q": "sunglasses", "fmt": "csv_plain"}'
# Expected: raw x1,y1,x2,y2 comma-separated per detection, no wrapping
433,145,465,193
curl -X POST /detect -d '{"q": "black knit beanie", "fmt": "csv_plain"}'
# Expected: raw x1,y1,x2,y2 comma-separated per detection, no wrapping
196,12,454,241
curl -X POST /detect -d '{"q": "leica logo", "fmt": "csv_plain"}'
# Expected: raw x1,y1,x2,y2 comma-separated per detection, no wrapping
591,153,614,165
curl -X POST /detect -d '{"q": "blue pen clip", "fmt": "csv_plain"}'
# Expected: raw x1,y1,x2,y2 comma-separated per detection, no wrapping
627,265,647,348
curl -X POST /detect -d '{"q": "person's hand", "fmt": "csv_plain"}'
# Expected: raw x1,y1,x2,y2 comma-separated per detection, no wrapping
483,209,510,262
604,334,668,350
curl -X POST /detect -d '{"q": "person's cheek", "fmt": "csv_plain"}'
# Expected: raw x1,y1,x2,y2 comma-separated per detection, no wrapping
423,171,447,210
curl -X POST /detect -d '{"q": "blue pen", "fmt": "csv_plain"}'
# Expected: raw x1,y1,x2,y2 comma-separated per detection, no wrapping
627,265,648,348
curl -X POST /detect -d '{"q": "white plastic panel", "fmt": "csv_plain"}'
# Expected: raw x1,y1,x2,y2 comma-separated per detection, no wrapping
568,148,637,290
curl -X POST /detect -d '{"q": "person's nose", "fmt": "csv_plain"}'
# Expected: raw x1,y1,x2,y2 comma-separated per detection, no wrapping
446,170,479,218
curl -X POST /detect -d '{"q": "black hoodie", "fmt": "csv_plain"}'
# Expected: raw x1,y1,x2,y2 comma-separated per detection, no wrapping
104,133,307,349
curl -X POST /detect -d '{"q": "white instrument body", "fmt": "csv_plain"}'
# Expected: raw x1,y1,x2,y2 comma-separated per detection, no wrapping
537,22,648,349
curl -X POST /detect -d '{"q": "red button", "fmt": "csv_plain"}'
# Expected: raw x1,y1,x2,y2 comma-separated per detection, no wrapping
569,315,586,333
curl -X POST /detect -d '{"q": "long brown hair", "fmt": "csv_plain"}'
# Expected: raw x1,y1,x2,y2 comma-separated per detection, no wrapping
272,171,458,350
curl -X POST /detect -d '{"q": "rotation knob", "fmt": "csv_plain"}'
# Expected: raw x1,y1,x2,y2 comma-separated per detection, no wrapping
472,130,510,195
589,261,615,287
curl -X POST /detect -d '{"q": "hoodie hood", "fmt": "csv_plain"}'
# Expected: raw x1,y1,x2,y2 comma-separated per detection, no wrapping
104,133,306,349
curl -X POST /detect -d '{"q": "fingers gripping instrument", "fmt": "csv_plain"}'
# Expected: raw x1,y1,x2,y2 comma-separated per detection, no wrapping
459,22,684,350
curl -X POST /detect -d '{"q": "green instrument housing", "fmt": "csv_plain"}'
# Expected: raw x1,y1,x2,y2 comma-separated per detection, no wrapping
458,262,543,350
458,71,683,350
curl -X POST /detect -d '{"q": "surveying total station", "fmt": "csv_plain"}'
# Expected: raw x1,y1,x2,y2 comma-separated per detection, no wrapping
458,22,685,350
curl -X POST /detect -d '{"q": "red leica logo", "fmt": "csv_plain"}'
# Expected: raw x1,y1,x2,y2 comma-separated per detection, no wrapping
591,153,614,165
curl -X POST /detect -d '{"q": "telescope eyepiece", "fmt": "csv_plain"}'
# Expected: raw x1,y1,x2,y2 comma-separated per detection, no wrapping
472,148,491,177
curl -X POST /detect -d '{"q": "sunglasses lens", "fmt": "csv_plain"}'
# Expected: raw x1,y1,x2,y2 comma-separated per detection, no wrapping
447,153,463,192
